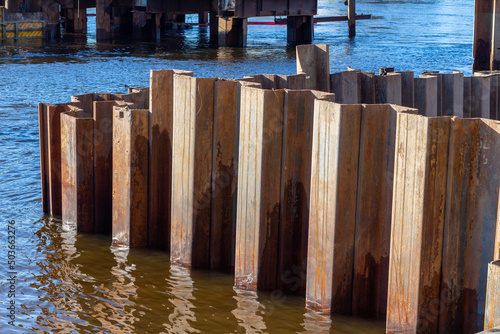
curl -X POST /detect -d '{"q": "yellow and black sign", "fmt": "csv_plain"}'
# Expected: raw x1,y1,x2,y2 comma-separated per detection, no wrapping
0,21,44,40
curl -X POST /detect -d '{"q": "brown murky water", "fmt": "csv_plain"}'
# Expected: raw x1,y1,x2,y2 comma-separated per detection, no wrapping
0,0,474,332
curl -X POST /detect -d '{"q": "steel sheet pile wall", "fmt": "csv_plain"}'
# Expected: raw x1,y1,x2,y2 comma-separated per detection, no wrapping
39,89,149,232
386,116,500,333
39,45,500,332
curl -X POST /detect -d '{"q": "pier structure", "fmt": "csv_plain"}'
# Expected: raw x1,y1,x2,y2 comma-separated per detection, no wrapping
2,0,368,45
39,45,500,333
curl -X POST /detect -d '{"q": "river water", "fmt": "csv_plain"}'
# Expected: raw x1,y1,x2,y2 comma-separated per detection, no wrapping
0,0,474,333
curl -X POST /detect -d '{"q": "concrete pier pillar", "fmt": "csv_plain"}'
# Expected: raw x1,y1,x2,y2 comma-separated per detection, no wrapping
96,0,111,40
287,16,314,45
209,11,218,43
65,8,87,33
218,16,247,47
474,0,494,71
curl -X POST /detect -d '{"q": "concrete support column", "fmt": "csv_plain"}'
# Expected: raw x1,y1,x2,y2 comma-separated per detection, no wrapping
66,8,87,34
209,11,218,44
287,15,313,45
218,16,247,47
96,0,111,41
5,0,19,13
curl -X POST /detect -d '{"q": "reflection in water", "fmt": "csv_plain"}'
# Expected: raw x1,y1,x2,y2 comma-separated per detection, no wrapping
300,309,332,333
232,288,267,333
165,264,200,333
93,246,138,333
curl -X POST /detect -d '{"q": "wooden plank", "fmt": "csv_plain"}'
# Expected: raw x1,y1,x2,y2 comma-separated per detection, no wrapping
386,114,451,333
352,104,412,318
171,75,217,267
442,72,464,117
375,73,402,105
296,44,330,92
414,75,438,117
234,86,285,291
397,71,414,108
112,107,149,248
211,79,240,269
485,260,500,330
330,70,359,104
148,69,192,250
305,101,361,314
278,90,335,295
61,111,94,233
440,118,500,333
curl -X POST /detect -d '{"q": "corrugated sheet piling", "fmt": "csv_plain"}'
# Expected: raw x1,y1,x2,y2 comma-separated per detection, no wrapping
38,44,500,333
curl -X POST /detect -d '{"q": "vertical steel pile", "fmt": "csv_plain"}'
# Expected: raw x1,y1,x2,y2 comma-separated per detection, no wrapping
387,116,500,333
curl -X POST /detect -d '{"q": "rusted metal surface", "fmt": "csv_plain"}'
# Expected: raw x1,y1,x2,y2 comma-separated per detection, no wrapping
61,111,95,233
386,114,451,333
112,107,149,248
375,72,402,105
93,100,130,235
485,260,500,330
234,86,285,291
464,76,473,118
471,75,491,118
441,72,464,117
39,102,82,216
330,70,359,104
473,0,493,71
415,75,438,117
440,118,500,333
352,104,412,319
358,72,376,104
278,90,334,295
296,44,330,92
397,71,415,108
170,75,217,267
210,80,239,269
148,69,192,250
305,101,361,314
